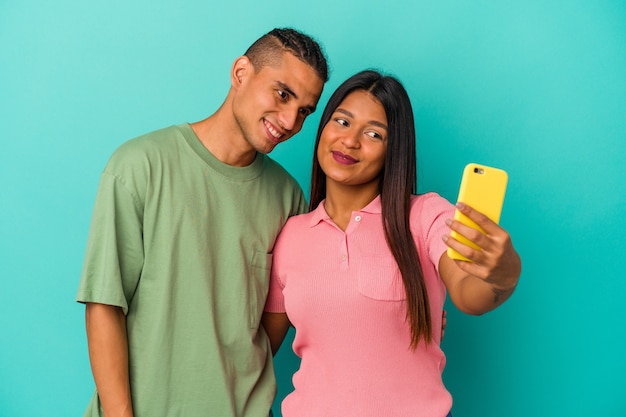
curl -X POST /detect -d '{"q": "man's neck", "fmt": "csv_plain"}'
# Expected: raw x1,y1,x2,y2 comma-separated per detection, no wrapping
190,110,257,167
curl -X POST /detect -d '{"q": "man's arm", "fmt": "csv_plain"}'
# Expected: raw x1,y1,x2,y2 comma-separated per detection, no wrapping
85,303,134,417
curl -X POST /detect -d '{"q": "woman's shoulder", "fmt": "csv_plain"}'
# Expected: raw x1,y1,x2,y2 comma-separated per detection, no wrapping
409,192,455,228
281,210,316,234
410,192,454,211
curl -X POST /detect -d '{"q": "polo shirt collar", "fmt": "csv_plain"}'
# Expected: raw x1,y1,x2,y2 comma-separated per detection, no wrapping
309,195,382,228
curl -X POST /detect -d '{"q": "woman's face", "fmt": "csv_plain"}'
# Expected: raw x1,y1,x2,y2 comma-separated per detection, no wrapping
317,90,388,190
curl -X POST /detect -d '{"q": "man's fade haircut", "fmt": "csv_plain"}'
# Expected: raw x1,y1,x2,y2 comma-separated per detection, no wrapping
244,28,329,83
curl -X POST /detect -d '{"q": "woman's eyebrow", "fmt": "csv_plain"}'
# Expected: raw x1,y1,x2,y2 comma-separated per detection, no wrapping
335,108,388,130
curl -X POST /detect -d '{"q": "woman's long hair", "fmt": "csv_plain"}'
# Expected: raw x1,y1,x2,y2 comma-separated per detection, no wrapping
310,70,432,347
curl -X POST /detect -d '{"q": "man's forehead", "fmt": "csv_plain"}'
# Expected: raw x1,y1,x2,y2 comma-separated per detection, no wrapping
264,54,317,76
264,57,323,99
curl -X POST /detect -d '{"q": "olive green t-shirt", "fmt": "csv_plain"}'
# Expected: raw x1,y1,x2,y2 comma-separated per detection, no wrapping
77,124,307,416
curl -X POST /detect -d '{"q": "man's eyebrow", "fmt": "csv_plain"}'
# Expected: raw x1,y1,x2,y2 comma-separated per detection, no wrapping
276,81,317,113
276,81,297,99
335,108,388,130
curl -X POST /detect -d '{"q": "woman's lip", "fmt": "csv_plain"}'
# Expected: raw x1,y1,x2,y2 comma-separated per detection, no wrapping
331,151,358,165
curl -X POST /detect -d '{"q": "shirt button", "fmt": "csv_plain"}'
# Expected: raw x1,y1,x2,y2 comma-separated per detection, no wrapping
355,215,362,222
341,254,347,261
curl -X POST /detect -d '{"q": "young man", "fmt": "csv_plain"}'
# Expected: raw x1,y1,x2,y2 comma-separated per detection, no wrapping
76,28,328,417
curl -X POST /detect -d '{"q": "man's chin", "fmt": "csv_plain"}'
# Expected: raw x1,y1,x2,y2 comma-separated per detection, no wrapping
256,142,278,155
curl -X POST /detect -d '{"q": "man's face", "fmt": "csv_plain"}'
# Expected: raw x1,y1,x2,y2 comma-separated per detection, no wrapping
232,52,324,155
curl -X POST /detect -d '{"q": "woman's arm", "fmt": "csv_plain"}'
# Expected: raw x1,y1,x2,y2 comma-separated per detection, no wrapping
261,312,291,356
440,202,522,315
85,303,134,417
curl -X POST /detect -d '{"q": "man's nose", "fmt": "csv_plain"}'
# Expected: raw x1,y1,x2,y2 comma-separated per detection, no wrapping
278,107,300,132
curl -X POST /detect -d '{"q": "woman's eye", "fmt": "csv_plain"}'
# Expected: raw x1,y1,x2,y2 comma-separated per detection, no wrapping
277,90,288,101
366,131,383,140
335,118,348,127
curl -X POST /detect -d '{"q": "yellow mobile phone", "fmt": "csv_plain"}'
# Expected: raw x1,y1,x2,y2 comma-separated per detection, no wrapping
447,163,508,261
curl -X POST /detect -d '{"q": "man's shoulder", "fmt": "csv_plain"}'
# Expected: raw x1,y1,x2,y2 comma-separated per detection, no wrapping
257,156,307,213
105,125,185,166
261,156,301,187
116,124,184,153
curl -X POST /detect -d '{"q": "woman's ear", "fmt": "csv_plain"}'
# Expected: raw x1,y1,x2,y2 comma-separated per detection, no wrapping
231,56,251,88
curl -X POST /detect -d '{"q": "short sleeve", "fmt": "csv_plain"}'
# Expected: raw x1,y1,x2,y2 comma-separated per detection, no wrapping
264,234,288,313
263,273,285,313
410,193,456,272
76,171,144,315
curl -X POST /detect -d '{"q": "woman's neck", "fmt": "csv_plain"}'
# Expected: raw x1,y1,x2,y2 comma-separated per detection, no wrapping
323,181,380,231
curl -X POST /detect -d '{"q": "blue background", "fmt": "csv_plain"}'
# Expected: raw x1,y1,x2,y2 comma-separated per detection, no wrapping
1,1,625,416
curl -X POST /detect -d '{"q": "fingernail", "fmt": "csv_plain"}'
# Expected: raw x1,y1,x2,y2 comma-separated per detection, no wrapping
456,202,465,209
445,219,452,226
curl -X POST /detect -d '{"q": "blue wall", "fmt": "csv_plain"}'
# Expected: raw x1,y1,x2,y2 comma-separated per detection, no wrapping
1,1,625,415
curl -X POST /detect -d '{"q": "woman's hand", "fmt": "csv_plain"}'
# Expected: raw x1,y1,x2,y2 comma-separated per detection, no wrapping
440,202,521,314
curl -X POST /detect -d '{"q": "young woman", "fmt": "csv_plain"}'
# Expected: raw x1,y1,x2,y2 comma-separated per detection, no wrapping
262,70,521,417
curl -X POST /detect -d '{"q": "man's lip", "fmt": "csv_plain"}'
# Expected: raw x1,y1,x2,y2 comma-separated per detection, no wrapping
331,151,358,164
263,119,284,143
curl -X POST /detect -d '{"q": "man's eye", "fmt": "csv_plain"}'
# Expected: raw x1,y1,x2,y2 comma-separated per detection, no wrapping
277,90,288,100
299,108,311,116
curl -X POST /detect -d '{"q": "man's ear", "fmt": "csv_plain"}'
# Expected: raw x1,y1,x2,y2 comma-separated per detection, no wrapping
231,56,251,88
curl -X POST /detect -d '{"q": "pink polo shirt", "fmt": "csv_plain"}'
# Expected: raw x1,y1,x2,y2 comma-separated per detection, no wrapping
265,193,456,417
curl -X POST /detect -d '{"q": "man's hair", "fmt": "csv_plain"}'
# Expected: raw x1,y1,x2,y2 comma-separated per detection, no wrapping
244,28,329,82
